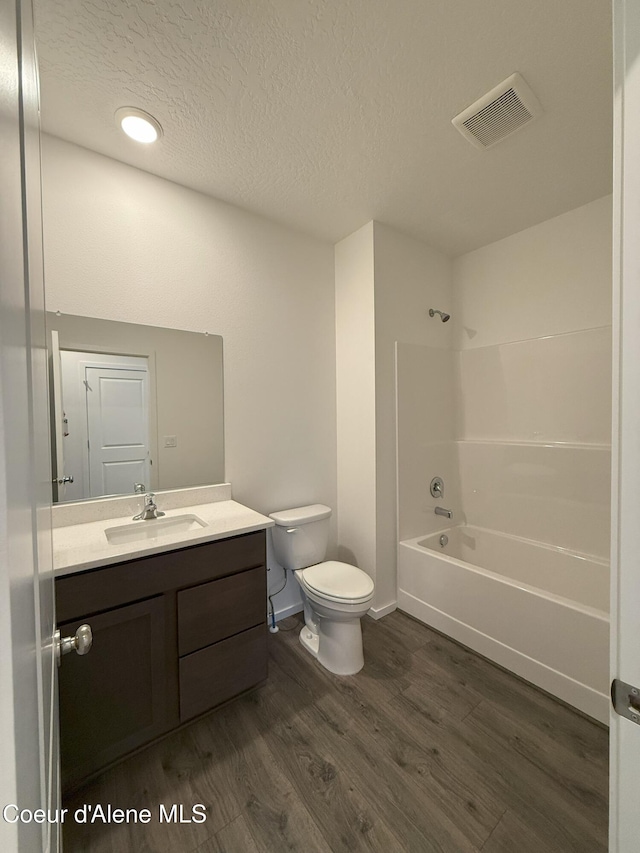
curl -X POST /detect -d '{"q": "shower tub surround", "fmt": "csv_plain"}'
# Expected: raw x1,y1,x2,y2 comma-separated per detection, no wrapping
395,322,612,722
398,525,609,723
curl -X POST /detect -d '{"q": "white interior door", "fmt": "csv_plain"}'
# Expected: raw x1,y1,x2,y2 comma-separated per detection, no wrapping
0,0,59,850
85,366,151,497
611,0,640,849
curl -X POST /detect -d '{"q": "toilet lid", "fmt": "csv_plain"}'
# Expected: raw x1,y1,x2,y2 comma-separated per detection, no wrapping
300,561,374,601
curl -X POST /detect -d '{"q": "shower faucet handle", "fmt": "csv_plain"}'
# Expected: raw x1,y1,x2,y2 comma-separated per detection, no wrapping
430,477,444,498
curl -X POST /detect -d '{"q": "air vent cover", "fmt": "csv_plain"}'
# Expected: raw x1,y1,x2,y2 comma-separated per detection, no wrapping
452,73,543,150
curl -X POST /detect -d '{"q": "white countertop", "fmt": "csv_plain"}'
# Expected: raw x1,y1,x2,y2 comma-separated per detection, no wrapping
54,498,274,576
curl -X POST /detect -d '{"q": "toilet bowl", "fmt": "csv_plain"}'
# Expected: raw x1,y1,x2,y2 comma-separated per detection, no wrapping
295,561,374,675
269,505,375,675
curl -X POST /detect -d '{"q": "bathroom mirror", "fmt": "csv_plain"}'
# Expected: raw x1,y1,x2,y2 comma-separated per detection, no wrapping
47,312,224,503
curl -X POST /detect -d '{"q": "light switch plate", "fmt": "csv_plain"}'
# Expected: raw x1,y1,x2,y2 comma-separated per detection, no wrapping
164,435,177,448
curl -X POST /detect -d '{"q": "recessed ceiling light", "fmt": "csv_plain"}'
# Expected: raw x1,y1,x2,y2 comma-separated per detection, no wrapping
115,107,163,143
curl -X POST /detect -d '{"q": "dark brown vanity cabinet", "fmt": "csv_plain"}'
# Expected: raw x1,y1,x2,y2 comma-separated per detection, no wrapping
56,531,267,790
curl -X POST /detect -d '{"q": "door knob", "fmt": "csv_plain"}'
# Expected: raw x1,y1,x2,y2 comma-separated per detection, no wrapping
54,475,74,485
55,624,92,665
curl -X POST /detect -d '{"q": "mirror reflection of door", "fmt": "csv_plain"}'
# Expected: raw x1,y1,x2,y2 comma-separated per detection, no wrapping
58,350,151,501
85,365,150,497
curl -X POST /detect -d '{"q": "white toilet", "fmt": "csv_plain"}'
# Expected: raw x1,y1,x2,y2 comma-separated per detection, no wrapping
269,504,374,675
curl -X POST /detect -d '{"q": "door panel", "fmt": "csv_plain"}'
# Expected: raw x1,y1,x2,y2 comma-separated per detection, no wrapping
85,366,151,496
0,0,58,850
611,0,640,849
50,330,67,501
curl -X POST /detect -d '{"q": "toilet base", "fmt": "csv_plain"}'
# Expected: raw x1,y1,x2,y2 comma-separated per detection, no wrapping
298,617,365,676
299,625,319,658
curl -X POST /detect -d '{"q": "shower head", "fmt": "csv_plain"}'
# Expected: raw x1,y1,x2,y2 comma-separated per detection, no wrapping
429,308,450,323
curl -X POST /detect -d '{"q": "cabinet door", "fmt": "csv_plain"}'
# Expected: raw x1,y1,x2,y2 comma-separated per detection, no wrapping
58,596,174,790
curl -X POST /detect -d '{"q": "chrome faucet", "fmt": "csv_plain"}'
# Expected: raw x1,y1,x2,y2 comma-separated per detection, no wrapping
133,492,166,521
434,506,453,519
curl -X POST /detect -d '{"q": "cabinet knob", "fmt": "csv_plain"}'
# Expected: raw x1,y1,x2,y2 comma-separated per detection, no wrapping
56,624,93,665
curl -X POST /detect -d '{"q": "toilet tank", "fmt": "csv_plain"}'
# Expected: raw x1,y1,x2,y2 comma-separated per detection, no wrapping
269,504,331,570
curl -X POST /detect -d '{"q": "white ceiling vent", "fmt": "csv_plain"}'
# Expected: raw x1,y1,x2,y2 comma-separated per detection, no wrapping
452,73,543,150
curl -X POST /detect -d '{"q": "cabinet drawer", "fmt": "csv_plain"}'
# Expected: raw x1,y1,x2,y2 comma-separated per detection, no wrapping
178,566,266,656
179,625,267,722
56,531,266,622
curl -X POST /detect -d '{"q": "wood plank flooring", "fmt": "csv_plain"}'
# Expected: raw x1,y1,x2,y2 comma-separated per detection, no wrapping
63,611,608,853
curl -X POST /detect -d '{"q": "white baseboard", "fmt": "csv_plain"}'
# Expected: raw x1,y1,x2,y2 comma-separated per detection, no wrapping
274,600,395,623
397,589,609,725
274,601,304,622
367,600,397,620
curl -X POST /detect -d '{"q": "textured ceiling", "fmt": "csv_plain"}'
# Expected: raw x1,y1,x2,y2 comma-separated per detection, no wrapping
33,0,612,255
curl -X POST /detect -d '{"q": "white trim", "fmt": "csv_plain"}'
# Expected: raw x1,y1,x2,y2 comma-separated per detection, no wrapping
454,321,612,352
397,590,609,725
0,0,58,847
367,600,397,620
610,3,623,849
610,0,640,847
274,601,303,622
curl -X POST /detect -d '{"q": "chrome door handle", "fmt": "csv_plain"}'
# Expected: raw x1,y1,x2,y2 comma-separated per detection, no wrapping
55,624,92,665
54,475,74,485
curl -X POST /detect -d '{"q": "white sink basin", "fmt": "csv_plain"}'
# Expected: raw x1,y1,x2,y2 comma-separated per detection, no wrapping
104,514,207,546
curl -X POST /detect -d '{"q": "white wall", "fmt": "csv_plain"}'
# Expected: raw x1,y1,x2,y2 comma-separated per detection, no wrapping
41,135,337,619
453,195,612,350
373,223,452,608
452,195,612,559
335,221,452,612
334,223,377,585
396,342,459,542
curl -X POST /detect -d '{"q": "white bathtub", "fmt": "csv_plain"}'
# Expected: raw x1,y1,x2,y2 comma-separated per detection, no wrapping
397,525,610,723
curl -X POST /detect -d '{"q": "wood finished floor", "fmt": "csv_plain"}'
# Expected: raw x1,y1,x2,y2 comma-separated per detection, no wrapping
63,611,608,853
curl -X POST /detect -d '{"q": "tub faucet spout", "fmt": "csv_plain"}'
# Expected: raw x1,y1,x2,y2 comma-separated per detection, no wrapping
435,506,453,519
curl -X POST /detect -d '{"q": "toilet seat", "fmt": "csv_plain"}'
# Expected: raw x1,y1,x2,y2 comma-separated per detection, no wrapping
298,560,374,604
